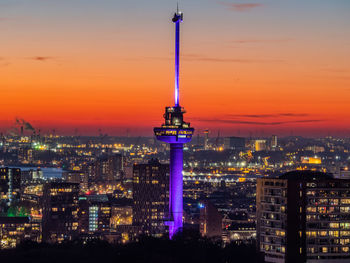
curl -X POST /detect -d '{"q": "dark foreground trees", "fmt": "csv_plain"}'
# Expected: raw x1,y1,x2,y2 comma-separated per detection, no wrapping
0,233,262,263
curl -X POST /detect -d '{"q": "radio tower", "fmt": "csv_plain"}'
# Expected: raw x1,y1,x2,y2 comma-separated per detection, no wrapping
154,7,194,239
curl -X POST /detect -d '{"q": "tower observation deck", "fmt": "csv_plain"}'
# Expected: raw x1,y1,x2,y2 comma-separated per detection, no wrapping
154,9,194,239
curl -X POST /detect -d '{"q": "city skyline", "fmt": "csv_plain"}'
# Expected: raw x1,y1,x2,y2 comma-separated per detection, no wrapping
1,3,350,261
1,0,350,136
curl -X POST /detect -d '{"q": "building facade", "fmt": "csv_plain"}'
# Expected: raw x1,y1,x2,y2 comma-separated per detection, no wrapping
90,154,123,182
78,196,112,235
132,159,169,237
257,171,350,263
42,182,79,243
224,137,246,151
199,200,222,239
0,216,41,249
0,167,21,209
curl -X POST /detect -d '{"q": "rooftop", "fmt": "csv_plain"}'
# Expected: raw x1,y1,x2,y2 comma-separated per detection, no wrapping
279,170,333,180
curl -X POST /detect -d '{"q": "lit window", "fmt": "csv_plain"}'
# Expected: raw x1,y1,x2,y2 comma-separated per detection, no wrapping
342,247,349,253
330,223,339,228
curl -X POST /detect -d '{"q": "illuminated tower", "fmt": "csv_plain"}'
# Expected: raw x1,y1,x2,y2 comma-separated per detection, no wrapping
154,8,194,238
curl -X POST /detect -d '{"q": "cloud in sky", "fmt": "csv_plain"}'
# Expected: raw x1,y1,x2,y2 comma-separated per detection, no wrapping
29,56,55,62
228,113,310,118
218,2,263,12
194,118,324,126
0,57,10,67
191,112,324,126
0,62,10,67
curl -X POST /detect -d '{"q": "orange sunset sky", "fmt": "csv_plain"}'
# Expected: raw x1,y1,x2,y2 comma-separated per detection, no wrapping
0,0,349,136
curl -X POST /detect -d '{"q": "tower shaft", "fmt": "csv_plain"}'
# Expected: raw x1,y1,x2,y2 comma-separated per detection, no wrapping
169,143,183,237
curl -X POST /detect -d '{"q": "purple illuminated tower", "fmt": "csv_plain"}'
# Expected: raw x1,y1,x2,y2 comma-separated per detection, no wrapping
154,8,194,239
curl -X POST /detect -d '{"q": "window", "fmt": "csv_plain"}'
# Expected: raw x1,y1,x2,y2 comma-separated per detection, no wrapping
340,231,350,237
340,223,350,229
318,231,327,237
306,231,317,237
329,231,339,237
329,199,339,205
340,207,350,213
307,206,316,213
318,207,327,214
341,199,350,204
330,223,339,228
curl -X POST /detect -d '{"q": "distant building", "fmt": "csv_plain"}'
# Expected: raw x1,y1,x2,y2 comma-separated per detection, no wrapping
224,137,245,151
18,147,33,164
301,156,322,165
271,135,278,149
132,159,169,237
124,166,133,179
21,168,43,182
63,170,88,193
305,146,325,153
111,204,133,228
32,168,43,180
257,171,350,263
335,166,350,179
87,154,123,183
0,167,21,208
110,200,134,243
222,221,256,244
0,216,41,249
204,130,210,150
199,200,222,239
42,182,79,243
254,140,267,152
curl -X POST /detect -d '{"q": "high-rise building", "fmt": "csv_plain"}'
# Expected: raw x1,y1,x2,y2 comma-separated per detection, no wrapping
132,159,169,237
199,200,222,239
271,135,278,149
153,8,194,238
204,130,210,150
78,196,112,235
42,182,79,243
256,171,350,263
87,154,123,183
0,167,21,208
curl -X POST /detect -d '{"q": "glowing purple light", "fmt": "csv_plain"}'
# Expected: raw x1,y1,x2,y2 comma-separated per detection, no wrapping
154,10,192,240
174,14,181,107
168,143,183,238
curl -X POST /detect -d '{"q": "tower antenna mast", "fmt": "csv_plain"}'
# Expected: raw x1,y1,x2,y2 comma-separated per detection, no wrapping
172,4,183,107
